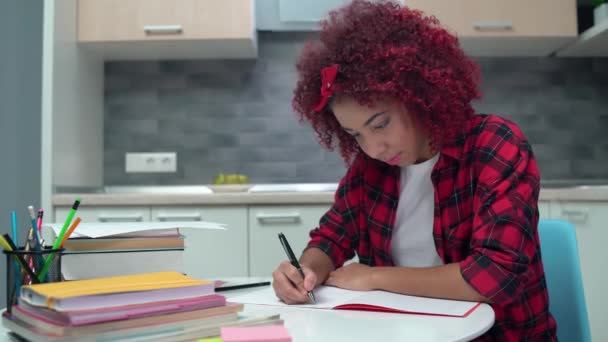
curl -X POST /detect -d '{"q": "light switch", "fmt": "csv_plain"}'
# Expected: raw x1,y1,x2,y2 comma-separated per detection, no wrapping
125,152,177,173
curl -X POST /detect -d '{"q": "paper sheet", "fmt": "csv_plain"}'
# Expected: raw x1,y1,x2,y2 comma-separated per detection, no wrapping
228,286,373,309
228,285,480,317
43,221,226,238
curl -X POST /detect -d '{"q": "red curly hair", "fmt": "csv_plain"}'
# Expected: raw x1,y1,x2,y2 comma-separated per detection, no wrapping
292,0,481,164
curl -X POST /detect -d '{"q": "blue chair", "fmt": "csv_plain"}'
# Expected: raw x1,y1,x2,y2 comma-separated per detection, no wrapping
538,219,591,342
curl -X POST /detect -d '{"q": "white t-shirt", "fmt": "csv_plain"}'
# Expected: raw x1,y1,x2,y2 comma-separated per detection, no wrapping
390,153,443,267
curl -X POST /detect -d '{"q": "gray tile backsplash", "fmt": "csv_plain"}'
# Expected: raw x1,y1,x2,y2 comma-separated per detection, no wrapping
104,32,608,185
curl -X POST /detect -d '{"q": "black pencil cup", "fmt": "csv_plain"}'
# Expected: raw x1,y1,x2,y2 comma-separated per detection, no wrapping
4,247,63,314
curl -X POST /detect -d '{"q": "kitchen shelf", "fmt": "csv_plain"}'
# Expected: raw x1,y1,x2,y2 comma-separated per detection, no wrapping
556,18,608,56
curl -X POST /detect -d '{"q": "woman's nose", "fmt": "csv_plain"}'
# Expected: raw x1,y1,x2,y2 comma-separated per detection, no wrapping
364,138,388,160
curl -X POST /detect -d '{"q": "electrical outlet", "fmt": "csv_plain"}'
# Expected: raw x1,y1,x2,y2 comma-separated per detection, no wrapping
125,152,177,173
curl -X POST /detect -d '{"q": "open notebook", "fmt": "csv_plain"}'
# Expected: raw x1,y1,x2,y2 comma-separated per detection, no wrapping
228,285,481,317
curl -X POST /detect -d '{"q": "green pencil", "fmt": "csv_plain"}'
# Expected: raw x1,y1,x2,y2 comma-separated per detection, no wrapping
38,198,81,281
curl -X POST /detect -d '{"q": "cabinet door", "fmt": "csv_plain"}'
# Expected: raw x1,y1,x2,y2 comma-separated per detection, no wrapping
150,206,248,279
50,206,151,250
249,205,330,276
538,200,551,219
405,0,576,37
554,202,608,342
78,0,254,42
54,206,151,223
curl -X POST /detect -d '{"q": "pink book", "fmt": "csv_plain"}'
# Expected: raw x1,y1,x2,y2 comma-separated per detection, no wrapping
16,294,226,326
221,325,292,342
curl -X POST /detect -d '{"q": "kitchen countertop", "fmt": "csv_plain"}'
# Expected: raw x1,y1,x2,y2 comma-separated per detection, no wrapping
52,183,608,206
52,191,336,206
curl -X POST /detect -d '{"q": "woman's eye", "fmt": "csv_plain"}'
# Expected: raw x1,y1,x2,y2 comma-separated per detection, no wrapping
374,119,389,130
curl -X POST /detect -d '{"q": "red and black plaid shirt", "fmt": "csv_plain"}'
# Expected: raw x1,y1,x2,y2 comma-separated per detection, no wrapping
307,114,557,341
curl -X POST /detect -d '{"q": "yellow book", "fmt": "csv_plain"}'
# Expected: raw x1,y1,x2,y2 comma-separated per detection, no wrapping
20,271,214,311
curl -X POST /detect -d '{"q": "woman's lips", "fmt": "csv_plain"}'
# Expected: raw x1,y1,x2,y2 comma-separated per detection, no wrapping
386,153,401,165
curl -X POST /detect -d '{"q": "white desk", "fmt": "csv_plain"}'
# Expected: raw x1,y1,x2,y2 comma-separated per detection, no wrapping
223,277,495,342
0,278,495,342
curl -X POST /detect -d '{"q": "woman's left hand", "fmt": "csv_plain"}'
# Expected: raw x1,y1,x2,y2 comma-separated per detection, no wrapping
325,263,375,291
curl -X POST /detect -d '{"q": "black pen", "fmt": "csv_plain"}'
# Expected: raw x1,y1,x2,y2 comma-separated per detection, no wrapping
278,232,316,304
215,281,271,292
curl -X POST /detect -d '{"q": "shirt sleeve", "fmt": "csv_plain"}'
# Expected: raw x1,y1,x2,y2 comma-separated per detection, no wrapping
305,156,364,268
459,117,541,306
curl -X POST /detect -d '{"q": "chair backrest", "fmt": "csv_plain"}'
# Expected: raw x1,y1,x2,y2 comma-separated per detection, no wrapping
538,219,591,342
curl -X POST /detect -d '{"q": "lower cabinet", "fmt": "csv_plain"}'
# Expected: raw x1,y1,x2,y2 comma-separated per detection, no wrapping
54,205,248,279
248,205,330,277
553,201,607,342
538,201,550,219
54,204,331,279
55,206,151,223
150,206,248,279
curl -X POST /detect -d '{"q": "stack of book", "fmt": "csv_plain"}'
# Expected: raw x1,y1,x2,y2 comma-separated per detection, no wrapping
42,221,226,280
2,272,283,341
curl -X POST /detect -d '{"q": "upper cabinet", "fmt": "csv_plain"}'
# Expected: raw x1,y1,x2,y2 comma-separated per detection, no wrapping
77,0,257,60
405,0,578,56
257,0,578,57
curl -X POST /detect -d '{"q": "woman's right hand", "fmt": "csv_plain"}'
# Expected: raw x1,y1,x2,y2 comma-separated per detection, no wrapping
272,260,318,304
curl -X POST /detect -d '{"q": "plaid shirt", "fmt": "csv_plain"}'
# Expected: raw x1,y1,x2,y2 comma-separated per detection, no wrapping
307,114,557,341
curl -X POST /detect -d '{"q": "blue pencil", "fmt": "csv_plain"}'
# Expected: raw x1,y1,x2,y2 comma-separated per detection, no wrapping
27,206,42,248
11,211,18,247
11,211,21,296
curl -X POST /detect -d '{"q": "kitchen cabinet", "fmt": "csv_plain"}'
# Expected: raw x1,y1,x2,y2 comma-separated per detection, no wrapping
553,201,608,342
405,0,577,56
77,0,257,60
538,200,551,219
257,0,577,56
150,206,248,279
55,206,151,223
248,204,330,276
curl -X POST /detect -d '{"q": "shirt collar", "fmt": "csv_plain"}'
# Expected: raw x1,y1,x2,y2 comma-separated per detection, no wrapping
439,134,465,161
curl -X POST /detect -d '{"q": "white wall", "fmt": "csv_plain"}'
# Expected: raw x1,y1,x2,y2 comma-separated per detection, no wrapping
41,0,105,221
0,0,43,309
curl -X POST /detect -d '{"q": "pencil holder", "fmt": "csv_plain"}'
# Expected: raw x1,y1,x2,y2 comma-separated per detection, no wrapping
3,247,63,314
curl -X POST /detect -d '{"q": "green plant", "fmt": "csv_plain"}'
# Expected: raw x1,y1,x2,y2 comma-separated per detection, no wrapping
592,0,606,7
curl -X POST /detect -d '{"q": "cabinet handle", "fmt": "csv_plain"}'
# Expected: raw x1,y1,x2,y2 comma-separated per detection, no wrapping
561,209,588,223
143,25,183,34
98,214,144,222
156,213,202,222
472,22,513,31
256,212,301,224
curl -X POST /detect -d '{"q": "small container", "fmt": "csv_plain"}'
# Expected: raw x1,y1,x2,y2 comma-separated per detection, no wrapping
4,247,63,314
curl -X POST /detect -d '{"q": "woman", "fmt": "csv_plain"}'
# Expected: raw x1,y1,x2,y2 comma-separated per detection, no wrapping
271,1,556,340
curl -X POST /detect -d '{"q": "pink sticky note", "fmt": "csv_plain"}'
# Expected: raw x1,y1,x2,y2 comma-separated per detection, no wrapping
221,325,292,342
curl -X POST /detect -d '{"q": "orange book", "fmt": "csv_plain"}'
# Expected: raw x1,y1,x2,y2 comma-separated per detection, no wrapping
20,272,214,311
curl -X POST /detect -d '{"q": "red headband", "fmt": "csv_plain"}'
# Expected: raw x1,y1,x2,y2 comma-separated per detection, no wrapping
313,64,340,112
